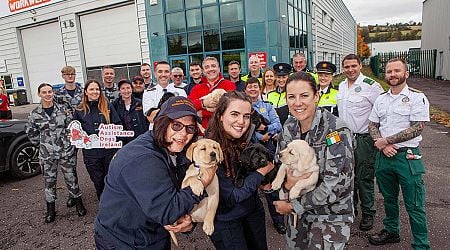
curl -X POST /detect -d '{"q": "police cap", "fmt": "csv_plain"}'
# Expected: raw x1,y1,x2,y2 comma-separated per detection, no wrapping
273,63,292,76
316,61,336,74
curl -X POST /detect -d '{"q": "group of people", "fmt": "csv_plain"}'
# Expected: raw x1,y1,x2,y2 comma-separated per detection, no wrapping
25,52,430,250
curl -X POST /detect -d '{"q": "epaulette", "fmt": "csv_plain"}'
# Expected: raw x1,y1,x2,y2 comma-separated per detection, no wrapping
174,86,185,89
380,91,388,95
363,77,376,85
146,87,156,92
408,87,422,93
262,100,272,104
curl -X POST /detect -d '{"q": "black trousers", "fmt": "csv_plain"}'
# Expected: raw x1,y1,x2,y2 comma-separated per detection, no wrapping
210,204,268,250
264,191,284,225
83,151,115,199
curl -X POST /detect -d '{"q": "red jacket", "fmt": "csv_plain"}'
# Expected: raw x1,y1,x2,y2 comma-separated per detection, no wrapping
188,74,236,129
0,94,9,112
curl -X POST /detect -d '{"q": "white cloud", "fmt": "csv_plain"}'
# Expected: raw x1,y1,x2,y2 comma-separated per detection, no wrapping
342,0,423,25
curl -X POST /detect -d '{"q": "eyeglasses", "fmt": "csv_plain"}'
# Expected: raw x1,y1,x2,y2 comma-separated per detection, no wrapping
173,75,183,78
171,121,197,134
63,73,76,76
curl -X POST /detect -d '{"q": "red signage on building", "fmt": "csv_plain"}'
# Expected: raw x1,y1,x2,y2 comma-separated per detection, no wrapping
248,52,267,69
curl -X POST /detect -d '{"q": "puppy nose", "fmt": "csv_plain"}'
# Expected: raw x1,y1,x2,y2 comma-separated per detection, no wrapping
210,151,216,158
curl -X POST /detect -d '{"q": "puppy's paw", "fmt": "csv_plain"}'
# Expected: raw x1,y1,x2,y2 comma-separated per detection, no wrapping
190,181,204,196
289,186,301,200
203,222,215,235
271,178,283,190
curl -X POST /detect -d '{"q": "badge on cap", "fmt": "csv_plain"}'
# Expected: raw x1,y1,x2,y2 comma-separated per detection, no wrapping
326,131,341,146
402,96,410,103
355,86,362,93
259,107,266,113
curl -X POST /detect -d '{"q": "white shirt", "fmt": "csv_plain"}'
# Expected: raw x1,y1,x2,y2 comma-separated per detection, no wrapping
337,73,384,134
142,83,187,115
142,83,187,130
369,84,429,148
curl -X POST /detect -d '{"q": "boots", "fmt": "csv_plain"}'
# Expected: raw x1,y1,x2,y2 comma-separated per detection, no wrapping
66,197,76,207
74,197,87,217
45,202,56,223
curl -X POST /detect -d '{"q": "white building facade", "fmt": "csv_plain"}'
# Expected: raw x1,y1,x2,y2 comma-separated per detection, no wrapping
311,0,357,72
422,0,450,80
0,0,149,103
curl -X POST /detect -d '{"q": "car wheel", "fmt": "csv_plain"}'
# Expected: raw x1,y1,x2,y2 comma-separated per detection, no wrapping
10,140,40,179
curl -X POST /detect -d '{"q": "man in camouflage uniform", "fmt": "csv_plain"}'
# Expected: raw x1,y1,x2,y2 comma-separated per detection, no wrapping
27,83,86,223
54,65,83,111
53,65,83,208
101,65,119,103
274,108,354,249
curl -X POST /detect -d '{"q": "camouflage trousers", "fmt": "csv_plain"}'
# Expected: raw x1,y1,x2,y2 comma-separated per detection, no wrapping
285,214,350,250
41,156,81,203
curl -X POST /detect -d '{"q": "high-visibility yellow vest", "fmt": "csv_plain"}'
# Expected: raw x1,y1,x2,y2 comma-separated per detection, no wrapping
241,72,263,84
267,90,286,108
318,87,338,116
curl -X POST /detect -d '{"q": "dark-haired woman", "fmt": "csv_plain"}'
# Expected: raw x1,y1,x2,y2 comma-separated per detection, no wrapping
273,72,354,249
26,83,86,223
112,79,148,144
206,91,274,250
94,96,216,249
73,80,121,199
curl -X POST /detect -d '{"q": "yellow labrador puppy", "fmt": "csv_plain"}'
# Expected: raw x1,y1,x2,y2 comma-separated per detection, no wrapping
170,138,223,246
271,139,319,200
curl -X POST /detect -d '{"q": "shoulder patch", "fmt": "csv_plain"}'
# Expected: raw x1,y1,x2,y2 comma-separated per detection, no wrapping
325,131,341,146
363,77,376,85
408,87,422,93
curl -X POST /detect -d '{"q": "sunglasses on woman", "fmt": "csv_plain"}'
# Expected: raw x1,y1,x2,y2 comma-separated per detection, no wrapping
171,121,197,134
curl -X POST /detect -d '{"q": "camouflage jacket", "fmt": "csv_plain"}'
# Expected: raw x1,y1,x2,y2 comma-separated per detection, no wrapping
26,102,75,160
102,85,120,103
277,108,354,223
53,83,83,112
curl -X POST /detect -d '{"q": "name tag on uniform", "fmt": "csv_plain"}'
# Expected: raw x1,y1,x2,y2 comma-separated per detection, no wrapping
326,131,341,146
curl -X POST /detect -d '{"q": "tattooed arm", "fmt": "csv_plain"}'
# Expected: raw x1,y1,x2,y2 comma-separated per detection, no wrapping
386,121,425,144
368,121,382,140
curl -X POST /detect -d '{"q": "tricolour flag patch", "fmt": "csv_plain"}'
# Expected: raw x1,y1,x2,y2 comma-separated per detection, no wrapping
326,131,341,146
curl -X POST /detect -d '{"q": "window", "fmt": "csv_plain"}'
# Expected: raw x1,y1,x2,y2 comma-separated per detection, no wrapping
165,0,183,12
222,50,246,74
322,10,327,24
188,32,203,53
168,34,187,55
203,6,220,29
166,12,186,34
221,26,244,50
186,9,202,31
204,29,220,51
220,2,244,27
330,17,334,30
289,27,295,48
186,0,201,8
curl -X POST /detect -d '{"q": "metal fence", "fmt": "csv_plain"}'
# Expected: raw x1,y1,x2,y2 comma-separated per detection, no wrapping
370,49,437,79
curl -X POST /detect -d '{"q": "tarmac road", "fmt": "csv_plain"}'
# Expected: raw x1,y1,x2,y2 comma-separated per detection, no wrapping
1,79,450,249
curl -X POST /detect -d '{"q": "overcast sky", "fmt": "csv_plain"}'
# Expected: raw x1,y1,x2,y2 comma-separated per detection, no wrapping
341,0,423,26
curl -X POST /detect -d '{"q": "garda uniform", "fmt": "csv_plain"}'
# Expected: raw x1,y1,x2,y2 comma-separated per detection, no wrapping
102,84,120,103
295,66,319,84
26,102,81,203
277,108,354,249
53,83,84,112
369,85,430,249
337,73,383,222
241,71,263,84
316,62,339,116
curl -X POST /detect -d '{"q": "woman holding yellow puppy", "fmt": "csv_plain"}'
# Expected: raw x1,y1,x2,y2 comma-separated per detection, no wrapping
273,72,354,249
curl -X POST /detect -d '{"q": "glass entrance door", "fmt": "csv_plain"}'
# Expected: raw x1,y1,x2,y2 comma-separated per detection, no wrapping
169,56,188,81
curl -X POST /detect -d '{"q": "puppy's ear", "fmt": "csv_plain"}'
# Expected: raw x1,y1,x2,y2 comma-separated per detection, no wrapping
186,142,197,162
217,143,224,163
301,146,316,169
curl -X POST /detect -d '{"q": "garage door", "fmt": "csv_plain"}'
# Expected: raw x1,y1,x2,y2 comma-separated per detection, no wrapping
21,22,66,103
80,4,141,67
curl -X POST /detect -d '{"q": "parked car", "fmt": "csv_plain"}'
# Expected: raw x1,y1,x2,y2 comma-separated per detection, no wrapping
0,119,40,179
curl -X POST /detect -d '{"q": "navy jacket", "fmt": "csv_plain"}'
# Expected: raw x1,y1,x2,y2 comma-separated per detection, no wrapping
215,160,265,221
73,101,121,157
112,97,148,143
94,132,203,248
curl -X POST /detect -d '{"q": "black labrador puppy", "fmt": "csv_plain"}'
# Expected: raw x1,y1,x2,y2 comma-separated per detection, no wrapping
237,143,277,187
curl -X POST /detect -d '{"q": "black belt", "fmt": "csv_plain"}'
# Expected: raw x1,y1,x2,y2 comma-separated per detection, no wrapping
354,133,370,138
396,147,418,152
